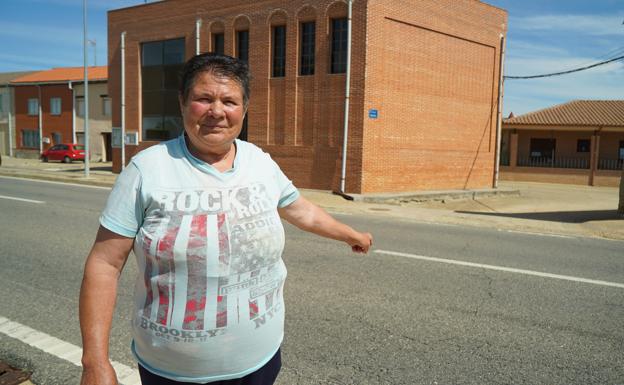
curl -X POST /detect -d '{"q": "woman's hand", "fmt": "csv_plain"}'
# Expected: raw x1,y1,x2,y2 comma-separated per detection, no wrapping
80,361,118,385
349,232,373,254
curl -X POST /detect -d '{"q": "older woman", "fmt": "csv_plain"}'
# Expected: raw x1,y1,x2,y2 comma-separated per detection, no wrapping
79,53,372,385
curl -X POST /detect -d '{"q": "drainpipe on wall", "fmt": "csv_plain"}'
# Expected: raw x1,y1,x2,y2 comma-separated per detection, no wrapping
335,0,354,200
69,81,76,143
196,18,202,55
494,34,506,188
121,31,127,170
38,85,43,155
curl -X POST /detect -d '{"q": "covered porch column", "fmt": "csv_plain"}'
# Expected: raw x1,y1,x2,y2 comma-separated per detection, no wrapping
589,129,601,186
509,131,518,168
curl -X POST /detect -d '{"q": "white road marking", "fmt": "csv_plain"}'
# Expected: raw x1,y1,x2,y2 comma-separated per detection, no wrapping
496,228,575,239
0,316,141,385
0,194,44,204
375,249,624,289
0,176,112,190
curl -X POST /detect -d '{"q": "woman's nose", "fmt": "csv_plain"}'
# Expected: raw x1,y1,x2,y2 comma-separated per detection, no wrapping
208,101,225,118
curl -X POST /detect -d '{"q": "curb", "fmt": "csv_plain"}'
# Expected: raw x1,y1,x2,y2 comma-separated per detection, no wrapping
349,188,521,204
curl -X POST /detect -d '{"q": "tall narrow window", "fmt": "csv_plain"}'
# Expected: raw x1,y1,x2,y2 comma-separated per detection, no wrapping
28,98,39,116
619,140,624,160
213,33,224,55
330,18,348,74
272,25,286,77
50,97,62,115
102,97,112,117
236,30,249,63
76,98,85,117
141,38,185,141
300,21,315,75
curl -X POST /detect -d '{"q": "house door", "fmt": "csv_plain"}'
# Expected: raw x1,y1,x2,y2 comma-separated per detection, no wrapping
103,133,112,162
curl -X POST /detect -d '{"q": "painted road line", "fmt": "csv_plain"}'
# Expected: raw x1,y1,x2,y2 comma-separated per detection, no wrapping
0,176,112,190
375,249,624,289
0,316,141,385
0,194,44,204
496,228,575,239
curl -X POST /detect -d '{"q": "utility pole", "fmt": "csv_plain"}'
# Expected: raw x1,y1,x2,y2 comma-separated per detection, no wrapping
83,0,90,177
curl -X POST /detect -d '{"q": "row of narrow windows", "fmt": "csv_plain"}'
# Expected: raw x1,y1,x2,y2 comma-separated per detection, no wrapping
139,17,348,142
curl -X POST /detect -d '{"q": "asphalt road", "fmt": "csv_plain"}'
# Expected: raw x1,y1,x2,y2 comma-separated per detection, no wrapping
0,176,623,385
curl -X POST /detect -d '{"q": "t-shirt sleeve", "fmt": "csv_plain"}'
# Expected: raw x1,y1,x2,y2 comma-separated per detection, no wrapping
100,162,144,238
270,158,300,208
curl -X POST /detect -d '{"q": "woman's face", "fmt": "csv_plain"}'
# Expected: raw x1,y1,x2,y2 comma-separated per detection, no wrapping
180,71,246,157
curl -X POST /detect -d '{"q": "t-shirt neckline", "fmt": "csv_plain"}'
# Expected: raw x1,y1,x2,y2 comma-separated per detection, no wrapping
179,134,242,179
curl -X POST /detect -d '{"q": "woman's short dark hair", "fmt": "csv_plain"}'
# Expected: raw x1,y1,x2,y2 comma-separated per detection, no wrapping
179,53,251,107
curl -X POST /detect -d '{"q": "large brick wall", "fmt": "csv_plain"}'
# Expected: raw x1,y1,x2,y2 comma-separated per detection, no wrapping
108,0,506,193
362,0,506,192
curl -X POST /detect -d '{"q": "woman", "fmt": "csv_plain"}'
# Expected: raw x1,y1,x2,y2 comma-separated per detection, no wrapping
79,53,372,385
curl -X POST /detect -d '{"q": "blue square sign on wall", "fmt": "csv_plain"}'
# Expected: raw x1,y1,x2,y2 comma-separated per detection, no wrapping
368,109,378,119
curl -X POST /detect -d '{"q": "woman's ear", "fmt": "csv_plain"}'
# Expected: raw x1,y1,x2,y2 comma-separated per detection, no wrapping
178,94,185,112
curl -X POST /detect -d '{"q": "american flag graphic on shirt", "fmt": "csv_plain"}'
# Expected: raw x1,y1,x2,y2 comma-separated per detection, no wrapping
135,183,285,336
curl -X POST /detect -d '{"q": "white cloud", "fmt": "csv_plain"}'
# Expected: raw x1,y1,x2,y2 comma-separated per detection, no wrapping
510,14,624,36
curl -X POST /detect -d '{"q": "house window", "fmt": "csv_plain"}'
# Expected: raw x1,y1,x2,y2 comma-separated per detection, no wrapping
0,94,4,116
76,98,85,117
212,33,224,55
52,132,62,144
272,25,286,77
530,138,556,159
50,97,62,115
300,21,315,76
22,129,39,148
28,98,39,116
576,139,590,153
102,97,111,117
236,30,249,63
330,18,348,74
619,140,624,160
141,38,185,141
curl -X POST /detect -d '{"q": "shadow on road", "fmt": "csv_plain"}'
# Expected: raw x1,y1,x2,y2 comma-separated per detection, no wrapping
455,210,621,223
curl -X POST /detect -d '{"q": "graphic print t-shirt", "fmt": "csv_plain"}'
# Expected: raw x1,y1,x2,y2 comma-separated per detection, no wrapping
100,136,299,383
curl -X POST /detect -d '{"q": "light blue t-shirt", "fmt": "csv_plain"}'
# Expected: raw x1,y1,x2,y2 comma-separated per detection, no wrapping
100,135,299,383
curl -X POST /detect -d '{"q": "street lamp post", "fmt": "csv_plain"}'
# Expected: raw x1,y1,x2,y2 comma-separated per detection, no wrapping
83,0,90,177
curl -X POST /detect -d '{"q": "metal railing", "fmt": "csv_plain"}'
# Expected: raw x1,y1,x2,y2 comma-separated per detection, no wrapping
517,156,589,169
598,158,624,171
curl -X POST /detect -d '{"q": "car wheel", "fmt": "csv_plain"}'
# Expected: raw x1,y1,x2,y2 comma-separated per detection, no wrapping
42,156,48,162
63,156,71,163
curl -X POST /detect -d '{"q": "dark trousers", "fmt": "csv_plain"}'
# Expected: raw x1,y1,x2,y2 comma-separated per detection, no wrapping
138,349,281,385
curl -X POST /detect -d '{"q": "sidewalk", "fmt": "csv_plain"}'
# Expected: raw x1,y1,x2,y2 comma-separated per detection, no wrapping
1,156,622,240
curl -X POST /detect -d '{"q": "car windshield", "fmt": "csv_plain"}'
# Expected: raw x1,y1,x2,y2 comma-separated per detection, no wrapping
74,145,85,150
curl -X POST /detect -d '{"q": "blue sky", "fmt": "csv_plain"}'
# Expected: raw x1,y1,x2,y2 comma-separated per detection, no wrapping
0,0,622,116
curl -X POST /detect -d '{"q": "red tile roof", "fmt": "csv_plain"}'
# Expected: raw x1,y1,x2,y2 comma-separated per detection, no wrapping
10,66,107,84
504,100,624,127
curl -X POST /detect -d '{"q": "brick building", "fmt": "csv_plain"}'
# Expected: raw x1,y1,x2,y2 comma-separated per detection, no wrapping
11,67,113,161
0,71,35,156
108,0,507,193
501,100,624,187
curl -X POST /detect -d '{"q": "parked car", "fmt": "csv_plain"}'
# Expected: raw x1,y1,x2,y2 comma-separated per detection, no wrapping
41,144,85,163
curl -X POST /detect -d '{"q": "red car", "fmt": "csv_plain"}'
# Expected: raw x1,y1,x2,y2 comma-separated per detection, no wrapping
41,143,86,163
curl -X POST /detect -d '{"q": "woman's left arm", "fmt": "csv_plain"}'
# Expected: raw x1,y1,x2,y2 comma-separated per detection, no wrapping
278,196,373,253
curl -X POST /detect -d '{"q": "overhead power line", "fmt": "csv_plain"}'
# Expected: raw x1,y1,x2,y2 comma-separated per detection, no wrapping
504,54,624,80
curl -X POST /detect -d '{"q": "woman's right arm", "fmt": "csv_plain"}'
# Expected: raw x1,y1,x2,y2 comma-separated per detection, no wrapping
79,226,135,385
